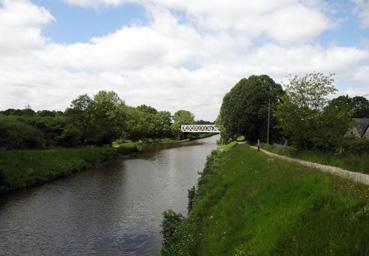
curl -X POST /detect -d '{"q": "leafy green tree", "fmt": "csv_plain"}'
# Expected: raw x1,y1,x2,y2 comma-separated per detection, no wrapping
65,94,92,144
275,72,351,150
329,95,369,118
219,75,284,143
155,111,172,137
171,110,195,138
88,91,127,145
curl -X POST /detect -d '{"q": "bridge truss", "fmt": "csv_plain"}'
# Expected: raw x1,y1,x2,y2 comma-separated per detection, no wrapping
181,124,220,133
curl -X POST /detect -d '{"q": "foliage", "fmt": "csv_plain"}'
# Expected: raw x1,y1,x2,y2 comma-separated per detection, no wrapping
219,75,284,143
329,95,369,118
161,210,185,245
0,90,201,150
171,110,195,138
275,73,351,150
0,147,116,193
285,72,336,110
187,186,196,213
0,115,44,149
162,144,369,256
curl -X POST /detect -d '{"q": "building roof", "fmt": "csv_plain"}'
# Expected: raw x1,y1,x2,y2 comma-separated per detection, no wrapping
353,118,369,137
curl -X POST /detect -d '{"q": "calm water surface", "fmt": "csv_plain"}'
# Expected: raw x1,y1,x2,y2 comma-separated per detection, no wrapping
0,136,218,256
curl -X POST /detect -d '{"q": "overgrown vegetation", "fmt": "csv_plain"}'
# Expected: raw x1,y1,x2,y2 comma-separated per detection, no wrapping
162,144,369,256
0,147,116,193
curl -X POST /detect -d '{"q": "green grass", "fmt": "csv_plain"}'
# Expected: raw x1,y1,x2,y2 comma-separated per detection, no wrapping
0,147,116,193
262,144,369,174
162,144,369,256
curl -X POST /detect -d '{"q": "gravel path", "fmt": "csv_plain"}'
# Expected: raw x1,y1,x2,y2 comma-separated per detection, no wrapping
249,146,369,186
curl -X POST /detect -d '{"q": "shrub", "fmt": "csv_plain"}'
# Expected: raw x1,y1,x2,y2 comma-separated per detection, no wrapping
0,116,44,149
342,137,369,154
161,210,184,243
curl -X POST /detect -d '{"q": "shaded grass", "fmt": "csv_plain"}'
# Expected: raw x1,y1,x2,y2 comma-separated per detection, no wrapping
162,144,369,256
0,147,116,193
262,144,369,174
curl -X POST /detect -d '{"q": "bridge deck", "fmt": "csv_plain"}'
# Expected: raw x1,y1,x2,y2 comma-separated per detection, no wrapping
181,124,220,133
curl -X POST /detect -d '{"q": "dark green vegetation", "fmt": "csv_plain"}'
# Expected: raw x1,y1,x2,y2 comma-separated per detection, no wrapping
262,143,369,174
218,75,284,143
0,91,208,150
162,144,369,256
218,72,369,153
0,147,116,193
330,95,369,118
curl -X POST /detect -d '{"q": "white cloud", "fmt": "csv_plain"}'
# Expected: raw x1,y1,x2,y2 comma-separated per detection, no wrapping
0,0,54,52
0,0,368,120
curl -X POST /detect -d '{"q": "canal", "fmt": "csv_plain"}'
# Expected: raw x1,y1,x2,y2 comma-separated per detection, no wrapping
0,135,218,256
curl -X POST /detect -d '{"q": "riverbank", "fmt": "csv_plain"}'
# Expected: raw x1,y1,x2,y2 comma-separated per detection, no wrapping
113,135,216,153
262,144,369,174
162,143,369,256
0,147,117,194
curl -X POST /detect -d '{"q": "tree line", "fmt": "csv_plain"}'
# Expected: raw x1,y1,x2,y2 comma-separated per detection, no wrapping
0,91,202,150
218,72,369,153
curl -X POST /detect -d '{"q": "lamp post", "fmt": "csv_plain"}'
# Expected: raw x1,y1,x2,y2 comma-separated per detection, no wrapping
266,98,271,145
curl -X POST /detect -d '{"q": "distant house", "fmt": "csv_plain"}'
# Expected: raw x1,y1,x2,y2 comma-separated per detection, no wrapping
346,118,369,139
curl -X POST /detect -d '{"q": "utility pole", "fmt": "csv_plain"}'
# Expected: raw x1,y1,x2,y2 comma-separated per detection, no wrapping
266,98,271,145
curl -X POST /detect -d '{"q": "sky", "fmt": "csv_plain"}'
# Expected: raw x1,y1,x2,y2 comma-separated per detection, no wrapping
1,0,369,120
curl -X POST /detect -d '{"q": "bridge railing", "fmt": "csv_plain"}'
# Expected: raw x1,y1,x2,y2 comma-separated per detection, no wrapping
181,124,220,133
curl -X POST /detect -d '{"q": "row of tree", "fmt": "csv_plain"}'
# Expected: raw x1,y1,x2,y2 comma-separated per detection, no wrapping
218,72,369,151
0,91,199,149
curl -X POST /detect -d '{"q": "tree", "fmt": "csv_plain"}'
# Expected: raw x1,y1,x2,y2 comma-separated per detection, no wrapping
66,91,127,145
172,110,195,138
285,72,336,110
275,72,351,150
219,75,284,143
65,94,92,144
329,95,369,118
88,91,127,145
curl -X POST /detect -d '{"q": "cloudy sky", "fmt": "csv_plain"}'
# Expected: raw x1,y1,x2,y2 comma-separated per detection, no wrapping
1,0,369,120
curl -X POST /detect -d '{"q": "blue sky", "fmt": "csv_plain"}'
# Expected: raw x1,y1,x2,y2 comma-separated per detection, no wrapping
0,0,369,119
33,0,148,43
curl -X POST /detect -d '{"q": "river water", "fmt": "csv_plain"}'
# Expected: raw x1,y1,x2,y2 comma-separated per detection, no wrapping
0,135,218,256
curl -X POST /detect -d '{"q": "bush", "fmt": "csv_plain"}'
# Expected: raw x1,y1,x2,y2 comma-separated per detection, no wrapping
342,137,369,154
161,210,184,243
0,116,44,149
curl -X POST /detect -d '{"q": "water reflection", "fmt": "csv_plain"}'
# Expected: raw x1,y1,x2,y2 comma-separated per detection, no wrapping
0,135,218,256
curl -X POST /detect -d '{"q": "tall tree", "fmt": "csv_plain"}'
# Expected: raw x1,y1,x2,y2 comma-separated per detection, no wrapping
275,72,351,150
219,75,284,143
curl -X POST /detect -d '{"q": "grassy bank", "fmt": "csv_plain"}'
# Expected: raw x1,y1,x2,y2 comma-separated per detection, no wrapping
0,147,117,193
113,138,180,148
162,144,369,256
262,144,369,174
